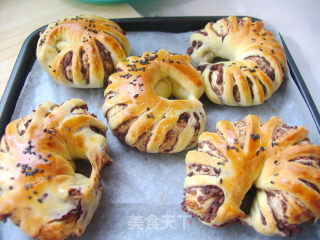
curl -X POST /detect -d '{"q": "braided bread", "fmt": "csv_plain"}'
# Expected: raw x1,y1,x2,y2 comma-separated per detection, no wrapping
0,99,113,239
188,16,287,106
181,114,320,237
37,15,130,88
103,49,206,153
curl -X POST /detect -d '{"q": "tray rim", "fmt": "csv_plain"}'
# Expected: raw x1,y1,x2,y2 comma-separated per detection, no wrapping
0,16,319,136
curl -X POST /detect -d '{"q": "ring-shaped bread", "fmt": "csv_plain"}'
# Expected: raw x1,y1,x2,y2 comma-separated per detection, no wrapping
188,16,287,106
103,49,206,153
0,99,113,239
181,114,320,237
37,15,130,88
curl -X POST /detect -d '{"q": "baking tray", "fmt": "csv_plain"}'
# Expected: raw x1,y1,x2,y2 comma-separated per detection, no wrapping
1,16,320,239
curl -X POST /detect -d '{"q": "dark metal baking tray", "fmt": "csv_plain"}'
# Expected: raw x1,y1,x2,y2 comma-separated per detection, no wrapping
0,16,319,137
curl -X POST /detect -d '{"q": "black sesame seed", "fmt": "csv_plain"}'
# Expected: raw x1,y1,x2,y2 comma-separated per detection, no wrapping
24,185,28,190
134,94,139,98
274,173,279,176
32,191,38,194
46,176,51,180
270,181,275,184
47,153,51,157
27,196,32,199
226,145,230,150
220,178,223,184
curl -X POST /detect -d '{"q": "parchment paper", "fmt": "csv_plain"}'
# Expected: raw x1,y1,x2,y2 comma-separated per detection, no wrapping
1,30,320,240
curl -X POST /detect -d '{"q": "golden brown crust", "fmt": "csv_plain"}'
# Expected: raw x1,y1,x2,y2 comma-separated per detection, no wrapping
181,114,320,236
103,49,206,153
36,15,130,88
189,16,287,106
0,99,113,240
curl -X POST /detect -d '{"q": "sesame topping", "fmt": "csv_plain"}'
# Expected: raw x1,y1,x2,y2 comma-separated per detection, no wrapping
250,134,260,140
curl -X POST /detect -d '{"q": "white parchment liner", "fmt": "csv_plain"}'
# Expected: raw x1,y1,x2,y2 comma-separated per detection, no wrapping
1,31,320,240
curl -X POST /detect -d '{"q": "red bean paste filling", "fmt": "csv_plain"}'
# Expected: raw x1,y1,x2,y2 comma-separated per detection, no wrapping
233,85,241,102
113,117,137,142
299,179,320,194
80,49,89,84
71,104,88,113
49,200,83,223
90,126,106,137
245,55,275,81
187,163,221,177
247,77,255,99
233,120,247,149
258,80,267,96
181,185,225,224
289,156,320,169
198,140,228,163
62,51,73,82
134,131,153,152
197,30,208,36
196,64,208,74
187,40,203,55
266,191,302,237
159,112,190,152
186,112,202,148
95,40,114,86
17,118,32,136
0,137,10,153
272,123,297,142
105,103,128,119
207,63,224,99
104,91,118,101
211,19,230,42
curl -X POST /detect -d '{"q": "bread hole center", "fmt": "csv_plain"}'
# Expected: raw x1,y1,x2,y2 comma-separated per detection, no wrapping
154,77,172,99
73,159,92,178
240,186,256,215
154,76,191,100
